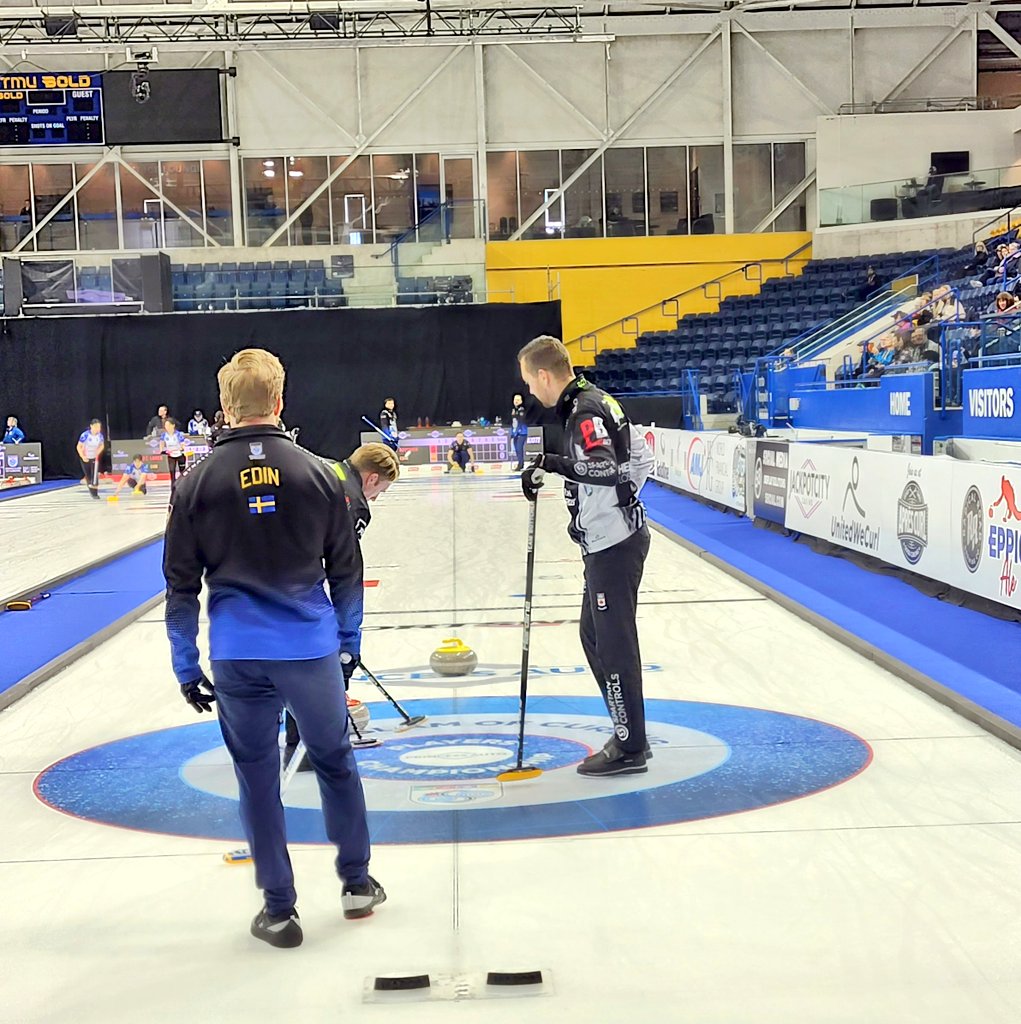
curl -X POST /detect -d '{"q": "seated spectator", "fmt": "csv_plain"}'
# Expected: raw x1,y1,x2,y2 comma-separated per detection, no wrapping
988,291,1020,318
3,416,25,444
912,292,934,327
895,329,927,365
891,310,915,345
931,285,965,325
962,242,989,279
210,410,228,445
865,335,897,377
854,265,884,302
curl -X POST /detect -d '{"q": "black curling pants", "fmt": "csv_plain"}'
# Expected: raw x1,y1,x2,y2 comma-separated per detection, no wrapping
578,526,650,754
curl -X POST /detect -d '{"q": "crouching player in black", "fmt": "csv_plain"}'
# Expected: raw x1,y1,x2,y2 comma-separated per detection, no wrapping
163,348,385,949
285,441,401,768
518,335,655,777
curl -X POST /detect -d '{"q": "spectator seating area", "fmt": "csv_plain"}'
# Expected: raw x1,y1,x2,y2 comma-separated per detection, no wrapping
589,247,974,413
396,275,474,305
170,260,345,311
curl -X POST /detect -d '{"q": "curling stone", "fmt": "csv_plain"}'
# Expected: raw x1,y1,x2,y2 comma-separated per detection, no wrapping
347,695,371,733
429,637,479,677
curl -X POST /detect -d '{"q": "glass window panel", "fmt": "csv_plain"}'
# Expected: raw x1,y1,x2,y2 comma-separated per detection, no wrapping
733,143,773,234
0,165,31,252
119,161,161,250
773,142,808,232
74,162,117,252
562,149,603,237
486,151,518,239
243,156,285,246
518,150,560,240
442,157,476,239
689,146,724,235
329,155,372,244
646,146,689,236
415,153,441,231
202,159,233,246
31,164,75,251
160,160,204,249
604,148,646,238
284,156,329,247
371,153,415,243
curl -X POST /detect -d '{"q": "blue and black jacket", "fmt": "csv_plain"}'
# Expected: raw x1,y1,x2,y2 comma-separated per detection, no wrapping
163,424,362,684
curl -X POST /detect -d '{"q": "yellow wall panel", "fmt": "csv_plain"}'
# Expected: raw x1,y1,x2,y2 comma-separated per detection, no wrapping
486,232,812,364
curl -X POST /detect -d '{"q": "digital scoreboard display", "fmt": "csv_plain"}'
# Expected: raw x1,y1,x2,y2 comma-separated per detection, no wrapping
0,73,103,146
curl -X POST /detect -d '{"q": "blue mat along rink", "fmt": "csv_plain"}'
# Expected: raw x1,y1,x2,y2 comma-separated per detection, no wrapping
0,539,165,697
643,481,1021,733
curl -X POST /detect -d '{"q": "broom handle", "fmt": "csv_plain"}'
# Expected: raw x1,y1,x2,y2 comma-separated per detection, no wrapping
513,497,539,770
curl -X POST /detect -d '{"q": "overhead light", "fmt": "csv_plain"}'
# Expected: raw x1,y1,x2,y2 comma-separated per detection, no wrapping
288,169,304,178
263,169,275,178
263,160,275,168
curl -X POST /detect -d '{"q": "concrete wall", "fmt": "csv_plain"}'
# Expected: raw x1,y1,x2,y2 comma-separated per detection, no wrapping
816,110,1019,191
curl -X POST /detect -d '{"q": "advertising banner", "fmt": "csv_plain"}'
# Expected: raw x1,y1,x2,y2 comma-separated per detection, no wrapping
358,426,543,466
0,443,43,487
109,436,211,477
646,429,746,513
751,440,789,524
947,460,1021,613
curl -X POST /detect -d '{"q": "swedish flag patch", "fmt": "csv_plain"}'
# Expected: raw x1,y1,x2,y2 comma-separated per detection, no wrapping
248,494,277,515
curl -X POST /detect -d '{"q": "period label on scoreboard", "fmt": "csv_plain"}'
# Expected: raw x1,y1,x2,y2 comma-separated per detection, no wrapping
0,72,103,146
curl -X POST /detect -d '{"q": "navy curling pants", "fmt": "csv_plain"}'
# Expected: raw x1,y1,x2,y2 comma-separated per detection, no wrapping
512,433,527,468
211,654,371,915
579,526,650,754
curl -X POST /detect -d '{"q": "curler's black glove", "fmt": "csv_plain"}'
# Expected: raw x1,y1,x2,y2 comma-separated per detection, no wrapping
520,456,546,502
340,652,357,690
181,673,216,714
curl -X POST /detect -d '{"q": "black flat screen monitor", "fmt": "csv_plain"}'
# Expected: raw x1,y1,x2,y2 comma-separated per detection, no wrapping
930,151,970,176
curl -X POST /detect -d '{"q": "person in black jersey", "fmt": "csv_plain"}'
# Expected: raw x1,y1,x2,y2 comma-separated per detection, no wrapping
510,393,529,471
445,431,476,473
284,441,402,770
163,349,385,949
378,397,398,440
518,335,655,778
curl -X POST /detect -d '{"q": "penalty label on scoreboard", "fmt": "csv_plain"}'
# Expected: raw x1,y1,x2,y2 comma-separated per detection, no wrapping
34,695,872,844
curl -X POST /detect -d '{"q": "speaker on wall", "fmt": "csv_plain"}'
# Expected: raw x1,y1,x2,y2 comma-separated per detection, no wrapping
140,252,172,313
2,258,23,317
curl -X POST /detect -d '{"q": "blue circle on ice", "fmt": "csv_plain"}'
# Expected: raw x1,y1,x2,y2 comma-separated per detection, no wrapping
33,696,872,844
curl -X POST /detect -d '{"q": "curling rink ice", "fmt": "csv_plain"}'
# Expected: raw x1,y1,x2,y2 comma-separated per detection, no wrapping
4,470,1021,1023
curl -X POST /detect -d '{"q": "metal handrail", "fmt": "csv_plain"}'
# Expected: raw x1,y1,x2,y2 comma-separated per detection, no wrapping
572,238,813,356
972,205,1021,247
838,95,1021,115
375,198,487,269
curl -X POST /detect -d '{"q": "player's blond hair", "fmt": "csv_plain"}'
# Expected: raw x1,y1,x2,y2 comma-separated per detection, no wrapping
518,335,572,377
218,348,285,422
349,442,401,482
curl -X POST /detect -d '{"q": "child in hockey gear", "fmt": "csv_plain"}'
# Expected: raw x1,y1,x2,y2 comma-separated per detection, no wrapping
519,336,654,778
112,455,150,497
159,417,188,491
285,442,401,769
188,410,211,437
510,394,528,471
76,419,105,499
164,348,382,945
445,432,476,473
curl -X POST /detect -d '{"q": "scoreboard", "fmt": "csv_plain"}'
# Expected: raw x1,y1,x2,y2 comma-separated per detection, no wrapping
0,72,103,146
